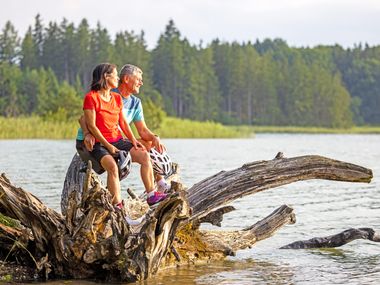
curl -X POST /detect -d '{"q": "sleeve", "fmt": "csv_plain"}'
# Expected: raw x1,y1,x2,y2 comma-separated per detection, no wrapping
133,99,144,122
83,93,96,110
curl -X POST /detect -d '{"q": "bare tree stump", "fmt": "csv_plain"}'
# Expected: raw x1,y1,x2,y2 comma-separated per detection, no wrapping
0,154,374,282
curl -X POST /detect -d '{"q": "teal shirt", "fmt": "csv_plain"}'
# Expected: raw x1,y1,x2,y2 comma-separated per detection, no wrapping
76,88,144,140
76,128,85,140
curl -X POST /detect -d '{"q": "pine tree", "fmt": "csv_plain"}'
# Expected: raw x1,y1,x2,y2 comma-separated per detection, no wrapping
152,20,186,117
20,27,38,69
74,19,92,89
90,22,112,64
32,14,44,68
41,21,64,79
0,21,20,64
0,63,22,116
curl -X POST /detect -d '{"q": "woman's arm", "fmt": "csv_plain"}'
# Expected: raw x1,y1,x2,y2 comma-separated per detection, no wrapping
84,109,118,154
78,115,95,151
119,113,144,150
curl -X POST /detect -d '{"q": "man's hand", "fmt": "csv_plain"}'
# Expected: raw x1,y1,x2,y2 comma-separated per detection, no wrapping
84,133,95,151
152,135,166,153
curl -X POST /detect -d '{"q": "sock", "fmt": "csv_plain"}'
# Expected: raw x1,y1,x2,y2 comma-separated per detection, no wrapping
157,178,167,188
115,201,123,209
147,190,156,198
126,215,144,226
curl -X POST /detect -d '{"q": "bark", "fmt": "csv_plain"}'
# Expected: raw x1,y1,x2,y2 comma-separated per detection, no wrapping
0,153,374,282
281,228,380,249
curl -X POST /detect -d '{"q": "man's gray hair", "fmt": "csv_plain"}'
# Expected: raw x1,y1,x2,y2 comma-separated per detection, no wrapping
119,64,142,78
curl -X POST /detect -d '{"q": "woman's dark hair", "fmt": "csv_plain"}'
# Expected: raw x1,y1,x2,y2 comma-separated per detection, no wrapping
90,63,117,91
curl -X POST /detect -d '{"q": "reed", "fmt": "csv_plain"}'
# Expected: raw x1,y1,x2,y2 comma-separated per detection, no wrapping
0,116,78,139
2,116,378,139
155,117,253,138
0,116,253,139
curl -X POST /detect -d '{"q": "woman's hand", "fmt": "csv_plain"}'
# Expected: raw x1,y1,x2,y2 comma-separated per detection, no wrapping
107,144,119,155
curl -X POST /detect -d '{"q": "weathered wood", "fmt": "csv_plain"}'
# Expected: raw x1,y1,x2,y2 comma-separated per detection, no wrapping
187,155,373,221
167,205,296,264
193,206,236,228
281,228,380,249
0,154,374,282
60,154,86,216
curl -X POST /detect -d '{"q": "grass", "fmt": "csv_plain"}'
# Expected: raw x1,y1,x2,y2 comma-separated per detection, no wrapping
156,117,254,138
0,116,78,139
1,116,380,139
0,116,254,139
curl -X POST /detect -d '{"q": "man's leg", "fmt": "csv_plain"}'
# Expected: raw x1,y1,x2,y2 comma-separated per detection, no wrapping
125,141,167,205
129,147,155,192
138,139,168,190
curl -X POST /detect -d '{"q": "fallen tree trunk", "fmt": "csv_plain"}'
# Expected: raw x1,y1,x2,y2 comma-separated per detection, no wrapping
0,154,373,282
281,228,380,249
188,154,373,221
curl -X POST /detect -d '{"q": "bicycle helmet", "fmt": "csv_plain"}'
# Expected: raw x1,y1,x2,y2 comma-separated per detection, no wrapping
117,150,132,180
149,148,172,176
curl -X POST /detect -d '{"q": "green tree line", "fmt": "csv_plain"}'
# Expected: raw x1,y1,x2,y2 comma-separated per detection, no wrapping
1,15,379,128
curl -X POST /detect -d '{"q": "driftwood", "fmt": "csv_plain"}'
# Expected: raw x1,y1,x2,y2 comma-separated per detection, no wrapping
281,228,380,249
0,153,374,282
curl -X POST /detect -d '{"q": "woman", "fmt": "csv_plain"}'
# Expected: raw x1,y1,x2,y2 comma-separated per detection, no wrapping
82,63,166,207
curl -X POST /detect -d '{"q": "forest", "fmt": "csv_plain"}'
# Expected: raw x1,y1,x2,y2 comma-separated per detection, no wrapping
0,15,379,128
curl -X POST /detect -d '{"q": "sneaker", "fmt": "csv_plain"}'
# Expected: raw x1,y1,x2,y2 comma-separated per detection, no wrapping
147,191,168,206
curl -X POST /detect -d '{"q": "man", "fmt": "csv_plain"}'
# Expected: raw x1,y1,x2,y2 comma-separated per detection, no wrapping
79,64,170,204
113,64,171,192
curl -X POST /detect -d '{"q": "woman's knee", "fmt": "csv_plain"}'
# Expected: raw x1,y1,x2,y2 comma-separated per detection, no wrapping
131,149,151,165
101,156,118,175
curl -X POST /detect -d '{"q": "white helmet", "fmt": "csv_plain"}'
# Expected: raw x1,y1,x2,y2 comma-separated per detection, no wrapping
149,148,172,176
117,150,132,180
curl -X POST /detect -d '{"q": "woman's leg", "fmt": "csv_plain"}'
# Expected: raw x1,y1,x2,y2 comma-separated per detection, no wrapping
100,154,121,204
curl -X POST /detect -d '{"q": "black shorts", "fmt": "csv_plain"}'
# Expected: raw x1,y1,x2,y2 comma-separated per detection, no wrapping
91,139,133,163
76,139,133,171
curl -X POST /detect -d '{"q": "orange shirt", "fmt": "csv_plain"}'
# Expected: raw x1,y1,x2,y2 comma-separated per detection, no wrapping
83,90,123,142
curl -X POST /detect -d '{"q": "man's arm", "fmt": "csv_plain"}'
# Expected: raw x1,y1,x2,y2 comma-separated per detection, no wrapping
134,120,165,153
119,112,144,150
78,115,95,151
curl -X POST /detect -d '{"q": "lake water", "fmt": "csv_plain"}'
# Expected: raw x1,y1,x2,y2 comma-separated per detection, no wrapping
0,134,379,284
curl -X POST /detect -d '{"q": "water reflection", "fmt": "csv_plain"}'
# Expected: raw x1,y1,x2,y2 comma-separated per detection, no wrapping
141,259,295,285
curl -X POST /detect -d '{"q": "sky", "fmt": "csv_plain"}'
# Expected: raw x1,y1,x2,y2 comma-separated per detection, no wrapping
1,0,379,49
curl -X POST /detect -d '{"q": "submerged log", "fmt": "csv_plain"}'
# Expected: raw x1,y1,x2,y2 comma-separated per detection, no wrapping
281,228,380,249
0,154,373,282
